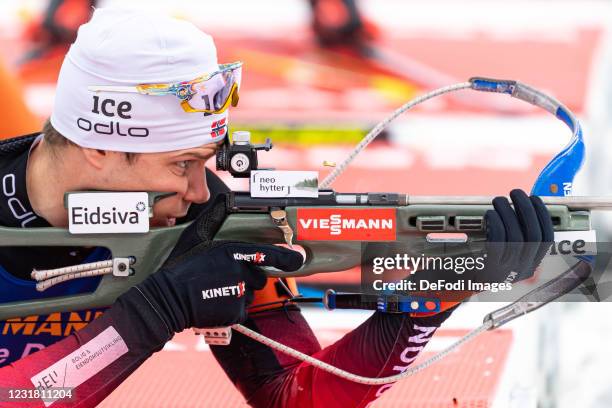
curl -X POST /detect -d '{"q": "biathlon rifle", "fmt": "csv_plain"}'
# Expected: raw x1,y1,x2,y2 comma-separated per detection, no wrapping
0,77,609,325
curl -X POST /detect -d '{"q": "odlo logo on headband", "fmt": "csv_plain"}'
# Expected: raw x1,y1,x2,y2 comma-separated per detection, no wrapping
77,96,150,138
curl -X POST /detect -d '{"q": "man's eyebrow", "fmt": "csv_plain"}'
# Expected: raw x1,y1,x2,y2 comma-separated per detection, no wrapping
171,150,216,160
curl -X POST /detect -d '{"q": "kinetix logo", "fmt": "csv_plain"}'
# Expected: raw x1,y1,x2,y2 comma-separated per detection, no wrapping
202,281,246,300
233,252,266,263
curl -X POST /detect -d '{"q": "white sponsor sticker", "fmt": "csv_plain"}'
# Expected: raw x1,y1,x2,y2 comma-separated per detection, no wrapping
553,230,597,255
67,192,149,234
30,326,128,406
250,170,318,198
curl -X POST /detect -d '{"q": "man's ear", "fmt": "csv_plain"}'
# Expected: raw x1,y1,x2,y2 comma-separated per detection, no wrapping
80,147,109,170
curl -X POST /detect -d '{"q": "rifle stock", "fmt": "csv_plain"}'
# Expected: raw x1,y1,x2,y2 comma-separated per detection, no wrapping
0,191,606,319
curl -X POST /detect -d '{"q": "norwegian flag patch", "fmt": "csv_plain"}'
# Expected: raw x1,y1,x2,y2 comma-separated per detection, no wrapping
211,118,227,138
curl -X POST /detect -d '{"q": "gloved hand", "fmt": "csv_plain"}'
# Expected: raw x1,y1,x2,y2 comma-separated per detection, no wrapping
407,189,554,315
114,196,304,340
480,188,554,284
135,241,304,334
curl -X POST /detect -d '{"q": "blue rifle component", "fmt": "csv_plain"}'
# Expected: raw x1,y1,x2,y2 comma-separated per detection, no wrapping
323,289,441,313
468,77,585,198
376,295,441,313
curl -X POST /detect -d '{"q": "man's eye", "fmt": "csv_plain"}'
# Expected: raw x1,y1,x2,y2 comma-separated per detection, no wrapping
176,161,189,170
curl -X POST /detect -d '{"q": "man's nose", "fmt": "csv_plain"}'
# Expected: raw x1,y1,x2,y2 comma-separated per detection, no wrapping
183,164,209,204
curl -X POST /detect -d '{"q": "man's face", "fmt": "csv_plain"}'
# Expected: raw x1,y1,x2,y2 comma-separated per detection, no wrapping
90,142,220,227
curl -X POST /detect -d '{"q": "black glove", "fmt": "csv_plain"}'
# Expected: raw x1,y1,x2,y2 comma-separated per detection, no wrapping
392,189,554,304
135,241,303,334
115,195,304,340
480,189,554,284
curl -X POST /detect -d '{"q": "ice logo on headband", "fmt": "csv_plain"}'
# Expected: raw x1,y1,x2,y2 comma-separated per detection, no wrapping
76,95,150,138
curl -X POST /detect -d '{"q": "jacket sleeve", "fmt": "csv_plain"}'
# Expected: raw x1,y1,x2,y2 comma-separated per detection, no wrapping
0,288,171,407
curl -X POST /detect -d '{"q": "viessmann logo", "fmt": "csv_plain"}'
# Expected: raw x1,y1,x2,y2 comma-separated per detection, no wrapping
297,208,396,241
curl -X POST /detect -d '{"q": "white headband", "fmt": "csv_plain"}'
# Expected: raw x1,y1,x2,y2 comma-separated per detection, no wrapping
50,8,228,153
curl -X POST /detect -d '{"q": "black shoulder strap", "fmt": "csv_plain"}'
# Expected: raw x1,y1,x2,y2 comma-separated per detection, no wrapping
0,133,39,157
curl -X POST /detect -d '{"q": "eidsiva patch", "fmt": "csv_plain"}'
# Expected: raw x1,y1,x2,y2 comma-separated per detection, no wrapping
67,192,149,234
297,208,396,241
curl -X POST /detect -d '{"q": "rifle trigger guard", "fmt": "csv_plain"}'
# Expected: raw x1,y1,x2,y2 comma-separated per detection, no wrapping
270,208,294,248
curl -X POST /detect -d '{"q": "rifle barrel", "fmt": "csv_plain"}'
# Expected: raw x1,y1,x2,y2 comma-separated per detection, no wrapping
404,196,612,210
